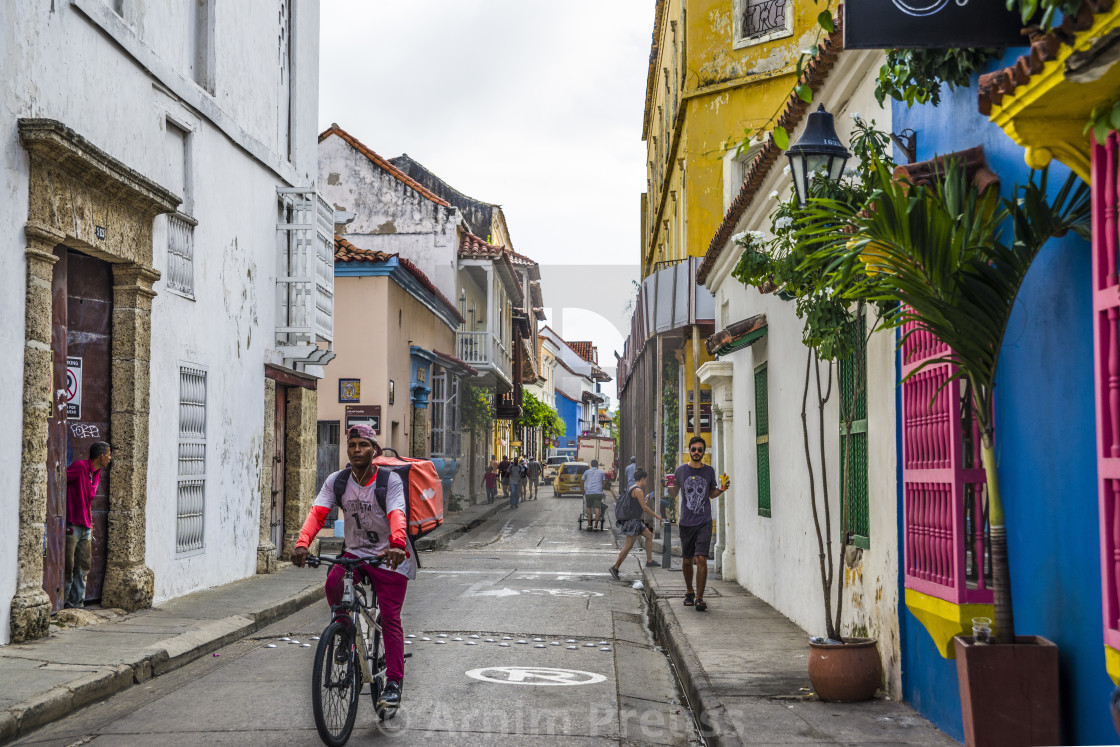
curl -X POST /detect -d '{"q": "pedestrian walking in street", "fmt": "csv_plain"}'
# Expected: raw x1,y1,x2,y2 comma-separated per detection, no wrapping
609,468,661,579
508,456,523,509
666,436,728,612
526,455,541,499
582,459,606,531
498,455,511,499
64,441,111,608
482,466,498,504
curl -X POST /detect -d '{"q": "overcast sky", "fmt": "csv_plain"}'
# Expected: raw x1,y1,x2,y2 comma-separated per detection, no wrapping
319,2,651,391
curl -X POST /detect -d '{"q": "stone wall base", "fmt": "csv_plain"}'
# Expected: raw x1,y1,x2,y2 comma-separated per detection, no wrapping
9,588,51,643
102,563,154,611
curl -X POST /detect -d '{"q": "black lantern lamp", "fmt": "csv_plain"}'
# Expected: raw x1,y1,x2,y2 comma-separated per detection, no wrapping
784,104,851,207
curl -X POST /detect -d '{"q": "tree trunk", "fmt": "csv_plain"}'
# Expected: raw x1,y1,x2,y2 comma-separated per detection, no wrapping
981,436,1014,643
802,348,834,639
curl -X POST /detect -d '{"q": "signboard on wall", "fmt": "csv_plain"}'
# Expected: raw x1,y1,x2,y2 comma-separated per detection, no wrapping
338,378,360,403
844,2,1029,49
65,357,82,419
686,404,712,433
345,405,381,435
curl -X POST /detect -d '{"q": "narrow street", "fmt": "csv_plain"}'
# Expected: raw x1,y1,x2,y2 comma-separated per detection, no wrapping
11,487,697,746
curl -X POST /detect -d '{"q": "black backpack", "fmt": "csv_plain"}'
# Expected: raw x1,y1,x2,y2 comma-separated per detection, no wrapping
615,485,643,522
332,466,422,567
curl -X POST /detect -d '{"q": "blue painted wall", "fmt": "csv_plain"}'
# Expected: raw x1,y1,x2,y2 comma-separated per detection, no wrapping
893,56,1111,744
556,391,580,455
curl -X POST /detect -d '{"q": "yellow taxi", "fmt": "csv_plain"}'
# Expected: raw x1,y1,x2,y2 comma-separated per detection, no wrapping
553,461,589,497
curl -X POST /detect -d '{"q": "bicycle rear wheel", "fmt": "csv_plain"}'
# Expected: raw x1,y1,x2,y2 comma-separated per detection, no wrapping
312,621,360,746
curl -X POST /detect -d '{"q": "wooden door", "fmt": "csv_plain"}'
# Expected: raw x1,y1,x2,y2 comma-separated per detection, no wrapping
270,386,287,555
44,247,68,611
66,251,113,601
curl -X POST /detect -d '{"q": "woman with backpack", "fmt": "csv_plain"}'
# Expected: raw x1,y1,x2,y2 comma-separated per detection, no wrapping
608,468,662,579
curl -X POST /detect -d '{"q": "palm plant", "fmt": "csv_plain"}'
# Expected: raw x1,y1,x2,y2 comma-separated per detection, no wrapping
799,159,1090,643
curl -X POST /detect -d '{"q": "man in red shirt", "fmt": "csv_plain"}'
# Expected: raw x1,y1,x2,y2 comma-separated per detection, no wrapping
65,441,111,608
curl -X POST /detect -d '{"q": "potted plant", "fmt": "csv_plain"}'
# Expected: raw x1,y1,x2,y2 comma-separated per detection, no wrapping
802,157,1089,742
730,118,896,701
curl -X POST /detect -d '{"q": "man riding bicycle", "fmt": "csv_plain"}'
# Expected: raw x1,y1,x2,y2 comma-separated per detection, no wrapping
292,423,413,712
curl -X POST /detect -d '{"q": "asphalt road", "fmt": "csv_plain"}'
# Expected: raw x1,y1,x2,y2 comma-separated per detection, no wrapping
13,485,698,746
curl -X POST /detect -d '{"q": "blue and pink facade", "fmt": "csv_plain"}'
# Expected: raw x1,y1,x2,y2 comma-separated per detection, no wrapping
892,38,1116,743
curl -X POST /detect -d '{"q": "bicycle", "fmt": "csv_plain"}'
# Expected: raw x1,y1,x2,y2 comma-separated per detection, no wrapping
305,554,406,746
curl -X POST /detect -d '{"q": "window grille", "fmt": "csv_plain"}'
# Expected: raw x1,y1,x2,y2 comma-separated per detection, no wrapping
840,311,870,548
276,188,335,366
755,363,771,517
901,320,991,603
1092,132,1120,654
735,0,790,45
167,212,197,297
431,369,447,457
177,365,207,553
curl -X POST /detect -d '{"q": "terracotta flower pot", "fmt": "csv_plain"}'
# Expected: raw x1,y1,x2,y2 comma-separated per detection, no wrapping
954,635,1059,747
808,637,882,702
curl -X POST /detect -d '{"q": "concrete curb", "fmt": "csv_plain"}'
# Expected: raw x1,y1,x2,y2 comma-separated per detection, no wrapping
643,569,739,746
414,501,507,551
1,583,321,745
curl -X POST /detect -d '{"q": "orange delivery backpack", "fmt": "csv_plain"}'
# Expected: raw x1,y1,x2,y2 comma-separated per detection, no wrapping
369,451,444,540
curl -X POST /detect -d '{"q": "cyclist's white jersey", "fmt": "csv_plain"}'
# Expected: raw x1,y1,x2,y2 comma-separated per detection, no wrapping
315,469,416,580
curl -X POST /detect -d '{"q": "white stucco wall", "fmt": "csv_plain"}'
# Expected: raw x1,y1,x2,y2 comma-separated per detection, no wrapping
0,0,322,638
702,51,904,695
318,135,461,302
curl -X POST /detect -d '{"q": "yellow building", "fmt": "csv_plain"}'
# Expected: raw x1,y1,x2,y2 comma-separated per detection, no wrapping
622,0,819,474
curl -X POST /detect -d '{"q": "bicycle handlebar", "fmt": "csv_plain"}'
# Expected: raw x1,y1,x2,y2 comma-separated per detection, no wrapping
304,554,386,570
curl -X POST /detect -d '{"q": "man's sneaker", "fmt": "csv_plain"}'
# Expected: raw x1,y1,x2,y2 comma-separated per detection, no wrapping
378,679,402,709
608,565,620,580
646,560,661,567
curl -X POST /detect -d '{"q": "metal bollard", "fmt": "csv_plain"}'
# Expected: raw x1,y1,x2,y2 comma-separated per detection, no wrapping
661,521,673,570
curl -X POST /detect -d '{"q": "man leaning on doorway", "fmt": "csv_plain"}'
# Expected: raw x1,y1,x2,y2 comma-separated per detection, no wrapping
65,441,111,608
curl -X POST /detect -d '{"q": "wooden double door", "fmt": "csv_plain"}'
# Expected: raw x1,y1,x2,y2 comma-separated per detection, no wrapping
44,248,113,611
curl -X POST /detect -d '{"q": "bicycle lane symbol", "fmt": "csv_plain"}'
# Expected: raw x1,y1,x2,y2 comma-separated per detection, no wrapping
465,667,607,686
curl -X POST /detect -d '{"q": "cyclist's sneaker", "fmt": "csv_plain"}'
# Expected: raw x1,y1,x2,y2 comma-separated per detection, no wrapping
378,679,402,709
334,644,349,665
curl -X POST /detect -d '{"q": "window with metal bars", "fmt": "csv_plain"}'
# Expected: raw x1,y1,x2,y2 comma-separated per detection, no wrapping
177,365,207,554
755,363,771,517
840,311,870,549
734,0,791,47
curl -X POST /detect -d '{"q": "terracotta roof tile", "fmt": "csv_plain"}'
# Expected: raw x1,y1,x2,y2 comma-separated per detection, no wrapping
335,235,393,263
977,2,1108,116
697,19,845,285
458,231,504,258
568,341,595,363
319,124,451,207
334,236,464,325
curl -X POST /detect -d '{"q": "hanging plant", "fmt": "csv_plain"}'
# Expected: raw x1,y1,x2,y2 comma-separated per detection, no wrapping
875,48,1000,108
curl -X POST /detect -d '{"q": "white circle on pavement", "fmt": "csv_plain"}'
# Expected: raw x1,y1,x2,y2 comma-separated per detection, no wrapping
465,666,607,686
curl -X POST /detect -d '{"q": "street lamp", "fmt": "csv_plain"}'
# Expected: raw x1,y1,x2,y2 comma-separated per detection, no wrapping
785,104,851,207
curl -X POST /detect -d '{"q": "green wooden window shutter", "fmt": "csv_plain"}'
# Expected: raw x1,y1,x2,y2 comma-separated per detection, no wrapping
755,363,770,517
839,312,869,549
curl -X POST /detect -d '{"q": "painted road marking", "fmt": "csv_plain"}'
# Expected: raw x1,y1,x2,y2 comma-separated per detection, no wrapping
465,667,607,686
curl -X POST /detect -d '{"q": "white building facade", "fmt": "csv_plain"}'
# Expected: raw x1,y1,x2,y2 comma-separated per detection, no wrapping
1,0,330,643
699,51,904,695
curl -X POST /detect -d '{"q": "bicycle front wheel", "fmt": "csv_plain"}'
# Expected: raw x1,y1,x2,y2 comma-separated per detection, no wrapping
311,620,360,746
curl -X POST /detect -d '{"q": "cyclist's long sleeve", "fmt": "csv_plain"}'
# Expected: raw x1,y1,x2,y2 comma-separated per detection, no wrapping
295,505,330,550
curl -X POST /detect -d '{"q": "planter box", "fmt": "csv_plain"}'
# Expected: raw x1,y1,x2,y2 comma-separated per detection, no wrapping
954,635,1059,747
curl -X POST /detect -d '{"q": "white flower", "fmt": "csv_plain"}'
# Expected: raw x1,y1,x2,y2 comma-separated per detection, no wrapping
782,164,791,176
849,112,861,122
843,166,859,178
775,217,793,230
748,230,766,241
769,190,779,199
731,230,749,245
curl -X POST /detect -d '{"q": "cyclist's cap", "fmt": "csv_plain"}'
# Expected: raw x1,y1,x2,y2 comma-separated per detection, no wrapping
346,424,378,444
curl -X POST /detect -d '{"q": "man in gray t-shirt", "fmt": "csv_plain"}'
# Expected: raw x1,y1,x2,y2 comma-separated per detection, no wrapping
582,460,606,531
667,436,728,612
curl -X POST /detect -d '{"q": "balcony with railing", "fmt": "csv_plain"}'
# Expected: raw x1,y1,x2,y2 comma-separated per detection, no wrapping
456,329,512,388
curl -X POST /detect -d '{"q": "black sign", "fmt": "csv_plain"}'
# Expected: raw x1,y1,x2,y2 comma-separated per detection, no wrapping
844,1,1030,50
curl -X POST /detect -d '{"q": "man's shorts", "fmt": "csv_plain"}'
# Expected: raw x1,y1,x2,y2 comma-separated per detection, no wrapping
584,493,604,509
679,522,712,559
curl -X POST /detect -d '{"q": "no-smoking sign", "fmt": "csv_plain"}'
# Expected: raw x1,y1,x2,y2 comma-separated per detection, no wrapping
65,357,82,420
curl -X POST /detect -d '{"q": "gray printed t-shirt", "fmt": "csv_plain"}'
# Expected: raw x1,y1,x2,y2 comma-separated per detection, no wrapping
674,464,717,527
